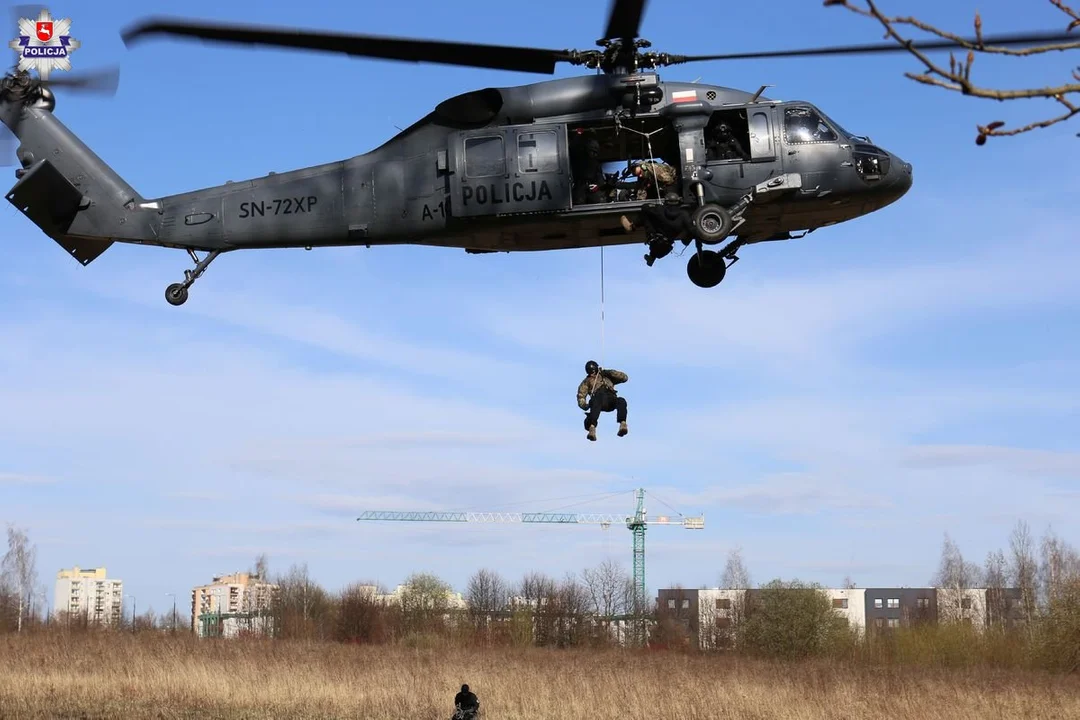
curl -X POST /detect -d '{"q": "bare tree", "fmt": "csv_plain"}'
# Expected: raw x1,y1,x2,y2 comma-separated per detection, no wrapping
984,548,1009,629
465,568,509,614
1,524,38,633
1009,520,1039,627
550,572,590,647
582,558,633,617
721,546,751,589
720,546,752,634
933,533,983,623
1038,526,1080,607
271,563,333,640
825,0,1080,143
515,571,558,645
464,568,509,642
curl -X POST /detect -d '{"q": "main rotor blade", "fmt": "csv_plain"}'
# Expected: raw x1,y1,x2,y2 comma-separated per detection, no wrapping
44,66,120,94
602,0,647,43
669,30,1080,64
120,17,576,75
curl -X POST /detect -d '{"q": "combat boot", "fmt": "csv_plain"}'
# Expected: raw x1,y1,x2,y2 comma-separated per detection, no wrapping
587,425,597,441
618,421,628,437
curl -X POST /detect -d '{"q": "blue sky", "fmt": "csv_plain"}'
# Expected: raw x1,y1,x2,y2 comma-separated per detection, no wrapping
2,0,1079,618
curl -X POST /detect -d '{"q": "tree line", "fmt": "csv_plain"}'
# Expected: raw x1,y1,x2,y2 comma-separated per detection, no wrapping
2,520,1078,671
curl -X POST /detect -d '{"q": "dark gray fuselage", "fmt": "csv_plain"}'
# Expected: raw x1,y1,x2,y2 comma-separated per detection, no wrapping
2,72,912,263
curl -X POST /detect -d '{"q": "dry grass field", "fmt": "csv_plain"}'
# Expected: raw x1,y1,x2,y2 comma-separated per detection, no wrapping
1,633,1078,720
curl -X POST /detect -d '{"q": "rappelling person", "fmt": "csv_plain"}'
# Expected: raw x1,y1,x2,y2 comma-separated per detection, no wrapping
577,360,629,442
620,191,696,266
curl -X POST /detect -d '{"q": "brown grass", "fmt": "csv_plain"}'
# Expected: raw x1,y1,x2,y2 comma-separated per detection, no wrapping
1,632,1078,720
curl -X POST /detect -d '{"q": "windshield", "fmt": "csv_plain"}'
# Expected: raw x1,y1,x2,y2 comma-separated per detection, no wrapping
819,111,869,142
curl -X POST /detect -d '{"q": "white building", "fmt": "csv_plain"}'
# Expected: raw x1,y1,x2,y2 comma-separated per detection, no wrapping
936,587,987,628
824,587,867,636
54,566,123,625
665,586,867,648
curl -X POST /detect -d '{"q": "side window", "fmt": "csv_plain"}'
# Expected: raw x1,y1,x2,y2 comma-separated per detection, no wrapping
784,107,837,144
748,111,773,158
517,131,559,173
464,135,505,178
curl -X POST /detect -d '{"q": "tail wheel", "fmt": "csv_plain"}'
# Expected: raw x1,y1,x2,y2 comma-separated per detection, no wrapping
692,203,733,245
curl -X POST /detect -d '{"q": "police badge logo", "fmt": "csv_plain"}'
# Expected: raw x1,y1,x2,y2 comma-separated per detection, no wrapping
9,8,80,80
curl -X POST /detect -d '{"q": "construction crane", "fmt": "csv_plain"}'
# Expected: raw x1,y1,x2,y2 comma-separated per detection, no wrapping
355,488,704,645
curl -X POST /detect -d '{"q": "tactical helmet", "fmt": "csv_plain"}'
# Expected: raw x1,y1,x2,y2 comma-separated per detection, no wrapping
461,684,469,693
664,191,682,205
585,360,599,374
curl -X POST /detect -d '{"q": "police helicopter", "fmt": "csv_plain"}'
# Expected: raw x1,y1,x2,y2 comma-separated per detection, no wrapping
1,1,1071,306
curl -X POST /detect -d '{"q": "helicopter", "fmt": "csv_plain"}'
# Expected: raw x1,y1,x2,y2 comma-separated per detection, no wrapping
1,1,1072,306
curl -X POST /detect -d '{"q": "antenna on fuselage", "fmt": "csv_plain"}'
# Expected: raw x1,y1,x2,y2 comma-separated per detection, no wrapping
750,85,773,103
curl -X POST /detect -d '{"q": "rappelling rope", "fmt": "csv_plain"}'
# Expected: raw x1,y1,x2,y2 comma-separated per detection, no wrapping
599,243,606,369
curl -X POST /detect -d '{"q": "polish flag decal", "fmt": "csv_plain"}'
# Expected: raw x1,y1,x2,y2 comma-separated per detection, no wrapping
670,90,697,103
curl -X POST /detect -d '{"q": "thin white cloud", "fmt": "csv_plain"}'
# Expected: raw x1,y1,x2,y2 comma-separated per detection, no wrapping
901,445,1080,480
647,472,894,516
0,472,54,485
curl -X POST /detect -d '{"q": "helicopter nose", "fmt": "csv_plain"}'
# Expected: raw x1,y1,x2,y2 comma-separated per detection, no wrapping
892,155,913,195
865,150,912,207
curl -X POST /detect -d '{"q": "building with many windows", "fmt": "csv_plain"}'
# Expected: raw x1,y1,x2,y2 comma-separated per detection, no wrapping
54,566,124,625
656,585,1025,649
191,571,277,637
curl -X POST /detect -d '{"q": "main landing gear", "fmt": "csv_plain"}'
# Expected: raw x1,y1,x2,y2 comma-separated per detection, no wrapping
165,249,221,306
639,174,801,288
682,192,753,288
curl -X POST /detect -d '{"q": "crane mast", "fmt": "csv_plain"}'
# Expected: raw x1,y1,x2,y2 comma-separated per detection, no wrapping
356,487,704,645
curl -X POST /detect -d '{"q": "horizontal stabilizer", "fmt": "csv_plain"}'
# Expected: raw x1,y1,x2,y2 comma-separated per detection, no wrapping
5,158,113,265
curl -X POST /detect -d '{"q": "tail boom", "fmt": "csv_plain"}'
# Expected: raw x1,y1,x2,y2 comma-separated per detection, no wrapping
3,98,161,265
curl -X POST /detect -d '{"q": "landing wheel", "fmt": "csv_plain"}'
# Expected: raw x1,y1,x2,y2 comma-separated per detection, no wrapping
165,283,188,306
164,249,222,307
687,250,727,288
691,203,733,245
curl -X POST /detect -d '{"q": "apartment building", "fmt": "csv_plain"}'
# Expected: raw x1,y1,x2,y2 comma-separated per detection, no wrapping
54,566,123,625
657,585,1025,648
191,571,276,637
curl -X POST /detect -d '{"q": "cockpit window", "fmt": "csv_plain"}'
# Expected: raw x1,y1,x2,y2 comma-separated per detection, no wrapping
784,107,838,144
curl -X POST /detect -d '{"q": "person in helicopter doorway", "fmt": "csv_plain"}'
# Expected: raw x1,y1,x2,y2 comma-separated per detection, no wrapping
577,360,629,442
627,158,677,202
707,122,750,161
453,684,479,718
620,190,696,266
570,130,605,204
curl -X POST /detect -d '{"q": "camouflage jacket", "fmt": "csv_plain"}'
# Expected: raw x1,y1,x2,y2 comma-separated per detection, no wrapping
634,161,677,200
577,368,629,409
640,161,677,186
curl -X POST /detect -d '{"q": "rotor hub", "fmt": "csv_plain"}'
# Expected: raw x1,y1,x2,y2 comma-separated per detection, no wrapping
569,37,681,74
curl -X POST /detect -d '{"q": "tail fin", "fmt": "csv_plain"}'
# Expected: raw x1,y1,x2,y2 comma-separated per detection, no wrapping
1,71,153,266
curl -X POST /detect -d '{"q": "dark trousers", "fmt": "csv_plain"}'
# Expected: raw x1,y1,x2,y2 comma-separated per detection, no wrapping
584,389,627,430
